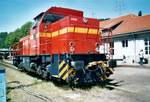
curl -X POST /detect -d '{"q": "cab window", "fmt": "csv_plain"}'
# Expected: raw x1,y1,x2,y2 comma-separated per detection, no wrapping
42,14,64,23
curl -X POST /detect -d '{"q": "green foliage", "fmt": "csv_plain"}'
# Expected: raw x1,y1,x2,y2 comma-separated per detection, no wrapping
0,32,8,48
138,11,142,16
4,21,33,47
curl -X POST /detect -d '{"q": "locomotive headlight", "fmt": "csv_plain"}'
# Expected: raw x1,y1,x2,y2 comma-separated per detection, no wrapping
69,46,75,54
71,61,84,70
69,42,75,54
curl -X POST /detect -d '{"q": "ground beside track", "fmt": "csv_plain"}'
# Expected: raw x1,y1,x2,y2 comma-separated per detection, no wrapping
0,61,150,102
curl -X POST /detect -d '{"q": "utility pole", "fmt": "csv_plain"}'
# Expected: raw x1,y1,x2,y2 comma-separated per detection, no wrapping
115,0,125,15
91,10,96,18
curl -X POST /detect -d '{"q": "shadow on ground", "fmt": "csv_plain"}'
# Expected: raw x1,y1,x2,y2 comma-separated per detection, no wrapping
52,78,124,91
98,79,124,90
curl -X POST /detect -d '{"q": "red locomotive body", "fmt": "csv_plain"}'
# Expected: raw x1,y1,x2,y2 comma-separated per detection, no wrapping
13,7,113,85
19,7,100,55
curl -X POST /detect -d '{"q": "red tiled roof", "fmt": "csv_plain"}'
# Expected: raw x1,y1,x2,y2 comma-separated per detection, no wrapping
100,14,150,35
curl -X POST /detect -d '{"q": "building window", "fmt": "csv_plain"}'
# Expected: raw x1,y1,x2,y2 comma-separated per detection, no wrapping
144,38,150,55
122,40,128,47
109,42,114,55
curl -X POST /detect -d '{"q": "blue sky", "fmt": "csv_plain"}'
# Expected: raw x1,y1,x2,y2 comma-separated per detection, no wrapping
0,0,150,32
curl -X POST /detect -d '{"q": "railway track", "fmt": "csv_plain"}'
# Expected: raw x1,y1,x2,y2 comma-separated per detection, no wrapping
0,60,45,80
0,60,55,102
8,81,53,102
0,60,19,71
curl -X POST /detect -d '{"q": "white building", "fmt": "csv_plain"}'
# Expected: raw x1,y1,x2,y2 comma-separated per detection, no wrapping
100,14,150,64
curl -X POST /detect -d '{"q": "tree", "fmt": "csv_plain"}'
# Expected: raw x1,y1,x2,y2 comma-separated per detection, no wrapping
20,21,33,38
0,32,8,48
138,11,142,16
5,21,33,47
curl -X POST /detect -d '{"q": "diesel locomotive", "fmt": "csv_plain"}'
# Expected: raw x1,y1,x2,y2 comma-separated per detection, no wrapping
12,7,113,85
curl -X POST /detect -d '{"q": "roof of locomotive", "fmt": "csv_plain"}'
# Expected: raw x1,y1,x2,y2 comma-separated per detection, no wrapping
47,7,83,16
34,7,83,20
34,12,44,20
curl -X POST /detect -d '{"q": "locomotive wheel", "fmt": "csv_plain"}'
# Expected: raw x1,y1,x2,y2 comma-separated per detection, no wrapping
48,72,52,80
41,70,48,80
30,63,37,70
36,66,42,76
13,61,19,67
18,62,24,71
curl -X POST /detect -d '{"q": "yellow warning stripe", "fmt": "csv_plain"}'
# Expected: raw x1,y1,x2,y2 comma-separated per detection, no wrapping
39,27,98,37
108,67,113,74
59,27,68,35
88,29,98,34
102,74,108,80
52,31,59,37
75,27,88,34
62,68,74,80
59,60,65,69
58,64,69,77
58,60,76,81
40,32,51,37
68,27,74,32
